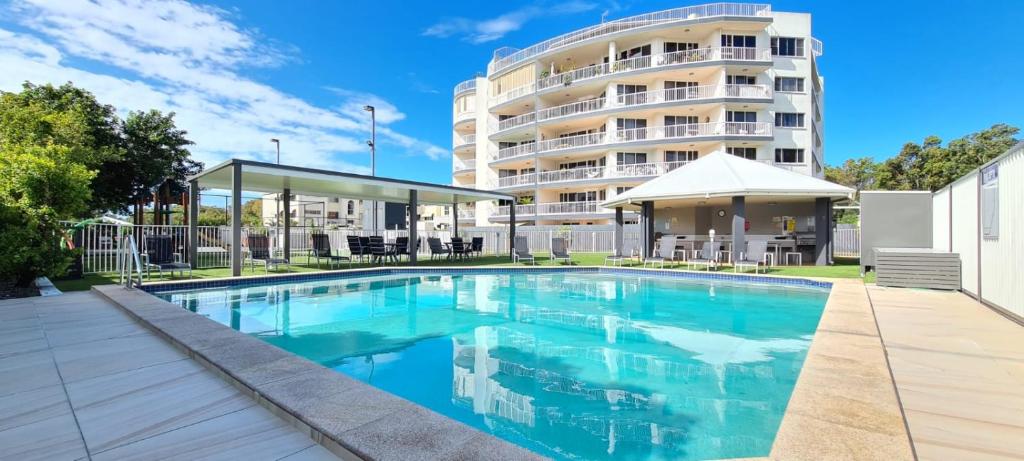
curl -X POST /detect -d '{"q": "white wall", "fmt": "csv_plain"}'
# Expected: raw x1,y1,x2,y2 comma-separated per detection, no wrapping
949,174,978,295
931,188,950,251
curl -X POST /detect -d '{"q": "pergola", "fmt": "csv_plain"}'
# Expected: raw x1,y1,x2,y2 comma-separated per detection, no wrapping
602,153,853,265
187,159,513,276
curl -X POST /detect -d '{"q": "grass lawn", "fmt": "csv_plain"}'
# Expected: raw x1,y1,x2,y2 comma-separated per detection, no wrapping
54,253,872,292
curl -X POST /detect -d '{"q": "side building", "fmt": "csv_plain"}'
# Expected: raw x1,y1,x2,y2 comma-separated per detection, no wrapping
452,3,824,227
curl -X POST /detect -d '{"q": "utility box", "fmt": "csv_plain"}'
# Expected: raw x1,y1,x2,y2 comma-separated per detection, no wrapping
860,191,933,271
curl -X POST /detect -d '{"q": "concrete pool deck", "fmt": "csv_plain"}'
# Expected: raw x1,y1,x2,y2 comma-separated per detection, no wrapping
7,267,1022,459
0,291,338,461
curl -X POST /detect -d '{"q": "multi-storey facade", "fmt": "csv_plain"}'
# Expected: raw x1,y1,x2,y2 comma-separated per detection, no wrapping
261,194,362,228
452,3,824,226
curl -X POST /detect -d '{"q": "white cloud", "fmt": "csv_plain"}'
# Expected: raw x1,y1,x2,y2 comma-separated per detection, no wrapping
0,0,444,176
423,1,599,44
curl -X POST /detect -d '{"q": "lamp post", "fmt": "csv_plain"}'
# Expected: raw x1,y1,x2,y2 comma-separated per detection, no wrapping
363,105,377,234
270,138,281,227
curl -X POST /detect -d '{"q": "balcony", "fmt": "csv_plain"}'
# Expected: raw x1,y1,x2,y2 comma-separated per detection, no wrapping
454,78,476,96
536,201,605,215
488,3,772,74
497,173,536,189
537,98,606,121
453,134,476,149
607,161,688,178
537,166,605,184
452,159,476,173
536,47,772,92
537,132,607,153
494,204,536,216
492,143,537,162
496,112,537,132
453,110,475,126
457,209,476,220
491,82,535,107
532,161,689,186
534,122,771,156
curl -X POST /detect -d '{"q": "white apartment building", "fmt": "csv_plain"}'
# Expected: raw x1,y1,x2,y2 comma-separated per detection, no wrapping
260,194,362,228
452,3,823,226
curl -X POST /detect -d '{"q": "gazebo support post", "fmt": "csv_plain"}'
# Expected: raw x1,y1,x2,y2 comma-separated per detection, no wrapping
188,180,199,269
732,196,746,263
282,188,291,262
509,204,516,261
614,207,624,256
815,197,831,266
452,202,458,236
642,201,654,257
231,163,242,277
408,190,418,265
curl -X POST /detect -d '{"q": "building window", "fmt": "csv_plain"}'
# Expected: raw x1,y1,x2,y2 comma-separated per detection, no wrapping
774,112,806,128
616,152,648,165
559,191,605,202
330,197,340,203
327,212,339,219
727,147,757,160
616,118,647,140
616,186,633,195
774,148,805,163
774,77,805,92
347,202,355,215
664,42,698,53
665,81,698,100
721,35,756,47
726,111,757,122
665,150,698,166
616,84,648,104
771,37,805,57
560,159,601,169
726,75,756,85
618,44,651,60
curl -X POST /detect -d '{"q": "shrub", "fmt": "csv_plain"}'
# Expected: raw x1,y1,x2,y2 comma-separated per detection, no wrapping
0,204,73,287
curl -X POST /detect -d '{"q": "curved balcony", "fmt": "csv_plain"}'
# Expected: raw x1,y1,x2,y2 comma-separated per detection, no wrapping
533,161,689,187
537,98,607,121
457,209,476,220
454,78,476,96
537,132,607,154
488,3,772,74
453,110,475,127
536,166,605,184
452,159,476,174
536,47,771,92
611,122,772,144
491,143,537,163
490,82,536,108
453,134,476,150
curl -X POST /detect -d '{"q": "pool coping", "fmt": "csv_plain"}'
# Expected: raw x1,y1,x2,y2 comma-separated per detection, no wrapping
92,267,909,460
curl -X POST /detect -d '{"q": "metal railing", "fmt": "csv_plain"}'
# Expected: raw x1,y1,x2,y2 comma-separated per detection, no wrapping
617,83,770,107
453,134,476,148
495,204,536,216
536,201,603,215
834,228,859,257
454,78,477,95
489,3,771,74
497,173,537,188
493,143,537,161
491,82,536,106
117,234,143,287
453,159,476,172
453,110,475,124
497,112,537,132
537,98,607,121
537,166,606,184
613,122,772,143
538,132,607,153
457,209,476,219
608,161,689,177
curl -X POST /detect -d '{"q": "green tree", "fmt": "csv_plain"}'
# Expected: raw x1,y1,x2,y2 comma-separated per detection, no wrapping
197,206,229,226
0,146,95,218
825,156,877,199
241,199,264,227
921,123,1019,190
109,110,201,213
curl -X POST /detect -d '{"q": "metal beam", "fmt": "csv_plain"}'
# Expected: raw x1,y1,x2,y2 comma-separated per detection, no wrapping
614,207,624,256
642,201,655,257
188,180,199,269
282,188,291,262
509,204,516,260
408,190,418,265
452,202,458,237
815,197,830,266
231,163,242,276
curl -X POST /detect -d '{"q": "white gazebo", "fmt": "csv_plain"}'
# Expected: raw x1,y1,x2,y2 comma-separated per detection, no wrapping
602,153,853,265
187,159,513,275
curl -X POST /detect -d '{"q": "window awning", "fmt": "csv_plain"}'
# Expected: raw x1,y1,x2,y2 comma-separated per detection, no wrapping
189,159,510,204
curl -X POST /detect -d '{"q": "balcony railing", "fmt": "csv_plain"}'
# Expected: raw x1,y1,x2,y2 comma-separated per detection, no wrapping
618,84,770,106
491,82,536,106
495,204,536,216
454,78,476,95
452,159,476,172
488,3,772,74
607,161,689,177
497,173,536,188
493,143,536,161
532,161,690,185
457,209,476,219
454,111,475,124
537,132,607,153
537,98,607,121
497,112,537,132
611,122,772,144
453,134,476,148
536,201,602,215
536,47,770,91
537,166,606,184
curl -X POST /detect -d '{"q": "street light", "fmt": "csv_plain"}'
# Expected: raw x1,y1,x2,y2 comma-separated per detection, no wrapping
270,138,280,164
363,105,377,234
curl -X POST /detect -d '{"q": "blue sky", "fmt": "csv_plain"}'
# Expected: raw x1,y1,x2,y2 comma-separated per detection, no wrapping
2,0,1022,186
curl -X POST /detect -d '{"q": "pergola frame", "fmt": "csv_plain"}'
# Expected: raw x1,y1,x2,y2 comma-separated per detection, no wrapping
187,159,513,276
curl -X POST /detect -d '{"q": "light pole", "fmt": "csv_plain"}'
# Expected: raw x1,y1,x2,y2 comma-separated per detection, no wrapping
363,105,377,234
270,138,280,227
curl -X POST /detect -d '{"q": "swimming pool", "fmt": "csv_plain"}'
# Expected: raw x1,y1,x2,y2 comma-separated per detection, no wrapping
155,269,829,460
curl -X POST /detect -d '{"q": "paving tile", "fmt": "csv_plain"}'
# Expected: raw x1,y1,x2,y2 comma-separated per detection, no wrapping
0,304,37,322
0,349,62,397
278,444,343,461
90,406,318,461
0,384,71,432
67,359,254,453
438,432,546,461
51,333,187,383
0,410,88,461
0,326,49,358
340,406,479,461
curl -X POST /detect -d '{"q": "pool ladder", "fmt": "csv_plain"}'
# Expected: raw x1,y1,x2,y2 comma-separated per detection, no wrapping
117,234,144,288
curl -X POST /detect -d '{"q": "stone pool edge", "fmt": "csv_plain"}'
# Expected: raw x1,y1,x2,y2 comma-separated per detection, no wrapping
91,283,544,461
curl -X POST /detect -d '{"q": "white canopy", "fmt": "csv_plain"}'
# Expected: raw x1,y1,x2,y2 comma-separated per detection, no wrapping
602,152,853,209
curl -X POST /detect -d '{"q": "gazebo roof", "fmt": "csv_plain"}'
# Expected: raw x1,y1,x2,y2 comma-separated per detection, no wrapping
189,159,510,205
602,152,853,209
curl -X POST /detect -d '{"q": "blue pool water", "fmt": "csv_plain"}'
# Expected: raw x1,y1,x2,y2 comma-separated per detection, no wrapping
156,271,828,460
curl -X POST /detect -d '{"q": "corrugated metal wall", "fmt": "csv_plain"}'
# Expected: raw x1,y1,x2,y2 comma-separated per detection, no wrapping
935,142,1023,318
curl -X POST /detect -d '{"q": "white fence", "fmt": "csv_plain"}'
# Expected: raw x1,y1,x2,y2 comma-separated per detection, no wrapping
933,142,1024,318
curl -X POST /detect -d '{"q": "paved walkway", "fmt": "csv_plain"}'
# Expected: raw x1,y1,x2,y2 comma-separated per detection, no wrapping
0,291,338,461
868,286,1024,460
